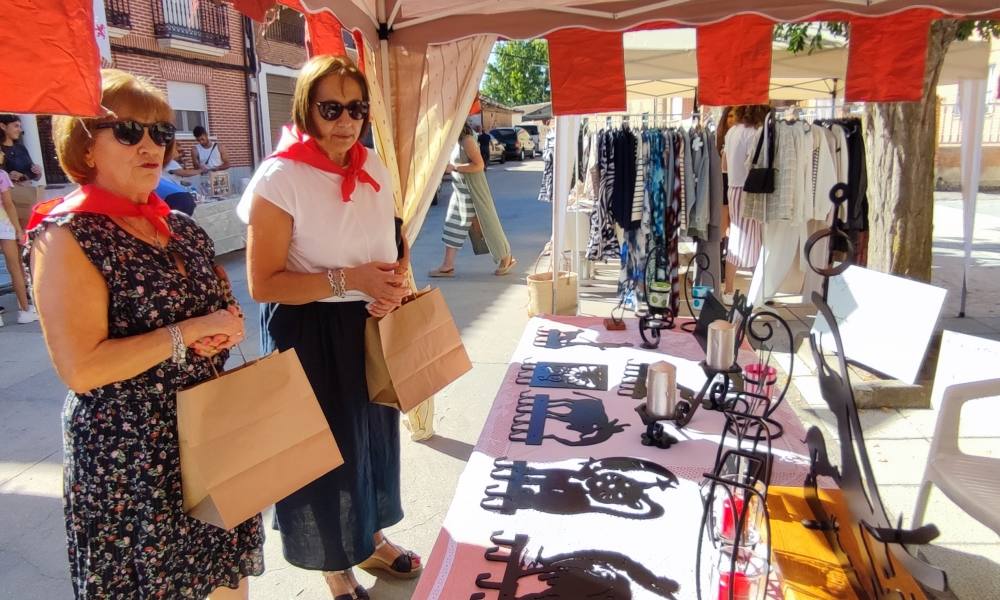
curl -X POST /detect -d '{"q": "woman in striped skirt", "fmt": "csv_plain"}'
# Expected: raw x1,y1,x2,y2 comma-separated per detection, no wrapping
721,105,767,303
430,124,516,277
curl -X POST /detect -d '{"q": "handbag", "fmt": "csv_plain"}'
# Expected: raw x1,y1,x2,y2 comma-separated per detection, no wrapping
468,216,490,255
742,111,776,194
365,287,472,412
177,348,343,530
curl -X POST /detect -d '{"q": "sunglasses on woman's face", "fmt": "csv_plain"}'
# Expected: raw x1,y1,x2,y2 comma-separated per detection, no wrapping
95,120,176,147
315,100,370,122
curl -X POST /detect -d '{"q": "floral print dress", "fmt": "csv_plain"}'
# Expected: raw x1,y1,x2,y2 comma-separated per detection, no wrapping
25,212,264,599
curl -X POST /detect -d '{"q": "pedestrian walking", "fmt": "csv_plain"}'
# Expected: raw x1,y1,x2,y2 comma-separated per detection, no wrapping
238,54,421,600
24,69,263,600
430,123,516,277
0,165,37,325
475,124,491,170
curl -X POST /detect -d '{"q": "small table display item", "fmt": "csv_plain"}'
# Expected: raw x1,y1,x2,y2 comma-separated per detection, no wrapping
683,252,718,333
637,245,677,349
471,532,681,599
534,327,634,351
509,390,629,447
618,360,649,399
481,457,678,519
515,361,609,391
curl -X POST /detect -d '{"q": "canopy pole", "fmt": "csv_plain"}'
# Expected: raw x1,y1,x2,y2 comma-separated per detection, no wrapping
957,78,987,318
551,115,580,315
831,78,838,119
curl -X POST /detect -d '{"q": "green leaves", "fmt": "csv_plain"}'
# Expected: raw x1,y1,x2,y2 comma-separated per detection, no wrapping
774,20,997,55
480,40,551,105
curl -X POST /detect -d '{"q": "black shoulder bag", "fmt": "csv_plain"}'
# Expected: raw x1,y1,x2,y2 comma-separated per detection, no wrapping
742,111,776,194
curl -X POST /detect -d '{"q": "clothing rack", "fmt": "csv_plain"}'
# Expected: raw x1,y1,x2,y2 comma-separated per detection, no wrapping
583,112,692,132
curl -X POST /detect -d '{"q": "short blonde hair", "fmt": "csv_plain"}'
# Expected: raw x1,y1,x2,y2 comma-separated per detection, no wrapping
292,55,370,140
53,69,175,184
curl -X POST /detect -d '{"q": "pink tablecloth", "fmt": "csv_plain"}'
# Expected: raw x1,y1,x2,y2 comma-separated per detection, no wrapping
413,316,811,600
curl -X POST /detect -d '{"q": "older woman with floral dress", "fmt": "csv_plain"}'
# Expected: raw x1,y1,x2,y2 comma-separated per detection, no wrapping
26,69,264,599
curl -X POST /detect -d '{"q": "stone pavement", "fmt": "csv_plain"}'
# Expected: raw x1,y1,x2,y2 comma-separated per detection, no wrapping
1,172,998,598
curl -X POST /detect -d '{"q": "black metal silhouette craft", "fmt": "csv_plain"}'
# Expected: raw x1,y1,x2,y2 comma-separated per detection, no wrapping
481,457,678,519
534,327,635,351
515,361,609,391
618,360,649,399
509,390,629,446
681,252,717,333
802,292,946,596
470,532,680,600
796,182,947,596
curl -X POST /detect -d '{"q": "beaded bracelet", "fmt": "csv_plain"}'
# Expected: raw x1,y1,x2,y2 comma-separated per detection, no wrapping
326,268,347,298
166,324,187,366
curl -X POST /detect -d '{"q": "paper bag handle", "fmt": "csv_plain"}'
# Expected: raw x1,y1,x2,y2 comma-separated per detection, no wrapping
207,344,249,380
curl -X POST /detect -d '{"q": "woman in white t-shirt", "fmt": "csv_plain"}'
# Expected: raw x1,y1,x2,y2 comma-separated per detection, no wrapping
0,160,37,325
722,105,768,302
238,55,418,600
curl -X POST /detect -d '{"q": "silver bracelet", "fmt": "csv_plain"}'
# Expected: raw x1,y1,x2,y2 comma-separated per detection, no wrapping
326,268,347,298
166,324,187,366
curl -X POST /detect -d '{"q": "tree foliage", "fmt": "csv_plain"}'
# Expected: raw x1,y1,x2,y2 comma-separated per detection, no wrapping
774,20,999,53
480,40,551,106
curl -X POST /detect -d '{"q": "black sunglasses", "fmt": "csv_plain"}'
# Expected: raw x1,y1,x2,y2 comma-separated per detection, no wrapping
315,100,370,122
95,120,176,147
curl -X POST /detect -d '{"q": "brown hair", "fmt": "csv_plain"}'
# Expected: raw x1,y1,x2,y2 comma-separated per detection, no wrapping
52,69,175,184
716,106,733,152
292,55,371,140
736,104,770,128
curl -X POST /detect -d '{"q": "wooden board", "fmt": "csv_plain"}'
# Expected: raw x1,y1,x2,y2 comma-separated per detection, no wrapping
768,486,926,600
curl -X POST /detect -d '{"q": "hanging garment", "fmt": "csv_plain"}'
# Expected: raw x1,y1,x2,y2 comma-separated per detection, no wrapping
610,128,637,228
811,126,839,220
631,129,645,228
684,127,711,239
588,130,621,260
677,134,688,235
580,131,601,209
666,131,682,318
537,144,554,203
695,133,724,294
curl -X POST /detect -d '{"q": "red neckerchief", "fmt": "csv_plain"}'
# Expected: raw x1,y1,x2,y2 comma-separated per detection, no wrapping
27,184,173,238
270,125,380,202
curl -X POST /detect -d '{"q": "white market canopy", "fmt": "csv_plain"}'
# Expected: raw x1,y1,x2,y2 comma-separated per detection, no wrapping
623,30,992,101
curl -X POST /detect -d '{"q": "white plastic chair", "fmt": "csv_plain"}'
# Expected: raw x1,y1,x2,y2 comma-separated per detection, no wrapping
912,378,1000,535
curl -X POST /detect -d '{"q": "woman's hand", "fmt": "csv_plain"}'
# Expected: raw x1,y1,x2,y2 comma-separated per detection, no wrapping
9,170,26,183
367,299,397,318
30,164,41,177
444,163,455,173
346,262,409,305
187,306,244,357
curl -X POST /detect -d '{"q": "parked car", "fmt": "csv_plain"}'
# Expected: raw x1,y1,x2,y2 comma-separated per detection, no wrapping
486,134,506,164
517,124,542,157
490,127,537,161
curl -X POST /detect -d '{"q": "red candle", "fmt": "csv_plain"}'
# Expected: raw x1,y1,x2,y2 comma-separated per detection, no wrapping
720,496,744,541
718,570,752,600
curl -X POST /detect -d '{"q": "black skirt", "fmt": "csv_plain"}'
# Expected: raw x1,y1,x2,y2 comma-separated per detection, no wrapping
261,301,403,571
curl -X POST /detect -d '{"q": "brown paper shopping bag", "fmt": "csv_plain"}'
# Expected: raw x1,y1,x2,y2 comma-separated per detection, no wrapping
177,348,343,530
365,288,472,412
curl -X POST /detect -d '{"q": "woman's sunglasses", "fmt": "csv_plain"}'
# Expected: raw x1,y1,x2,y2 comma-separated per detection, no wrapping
94,120,176,147
315,100,370,122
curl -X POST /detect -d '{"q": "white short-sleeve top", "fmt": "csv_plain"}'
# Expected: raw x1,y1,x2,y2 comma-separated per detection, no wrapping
237,152,397,303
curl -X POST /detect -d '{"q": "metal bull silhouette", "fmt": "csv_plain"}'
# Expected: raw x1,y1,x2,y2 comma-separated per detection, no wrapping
471,532,680,600
509,390,629,446
481,457,679,519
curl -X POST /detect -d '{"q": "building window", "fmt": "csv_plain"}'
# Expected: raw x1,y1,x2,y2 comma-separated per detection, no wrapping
167,82,208,134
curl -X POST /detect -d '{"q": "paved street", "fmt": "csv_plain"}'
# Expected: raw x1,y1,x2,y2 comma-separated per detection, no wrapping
2,163,999,598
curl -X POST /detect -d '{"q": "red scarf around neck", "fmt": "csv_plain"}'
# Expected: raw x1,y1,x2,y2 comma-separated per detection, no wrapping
270,125,380,202
27,184,173,238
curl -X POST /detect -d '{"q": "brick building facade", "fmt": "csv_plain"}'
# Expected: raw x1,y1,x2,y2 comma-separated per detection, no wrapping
101,0,254,172
253,6,307,153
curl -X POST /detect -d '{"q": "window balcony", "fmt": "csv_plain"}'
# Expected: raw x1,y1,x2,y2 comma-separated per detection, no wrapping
153,0,230,56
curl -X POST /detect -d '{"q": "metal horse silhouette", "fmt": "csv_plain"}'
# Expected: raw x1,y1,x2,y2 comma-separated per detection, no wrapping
471,532,680,600
481,457,678,519
509,390,629,446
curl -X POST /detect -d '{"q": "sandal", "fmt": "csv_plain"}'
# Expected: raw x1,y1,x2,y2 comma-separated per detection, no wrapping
323,570,368,600
428,267,455,278
358,536,423,579
494,256,518,276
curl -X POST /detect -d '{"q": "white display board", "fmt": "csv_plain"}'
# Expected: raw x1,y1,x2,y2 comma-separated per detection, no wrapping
812,266,947,384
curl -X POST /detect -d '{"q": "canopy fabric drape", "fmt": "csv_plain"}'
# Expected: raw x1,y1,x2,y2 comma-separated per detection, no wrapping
547,28,627,115
696,15,774,106
845,9,937,102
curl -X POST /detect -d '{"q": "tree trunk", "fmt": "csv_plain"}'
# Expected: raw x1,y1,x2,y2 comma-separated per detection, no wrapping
863,19,958,281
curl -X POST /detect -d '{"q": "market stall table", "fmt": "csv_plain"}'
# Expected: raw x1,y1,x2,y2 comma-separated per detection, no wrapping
413,316,814,599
